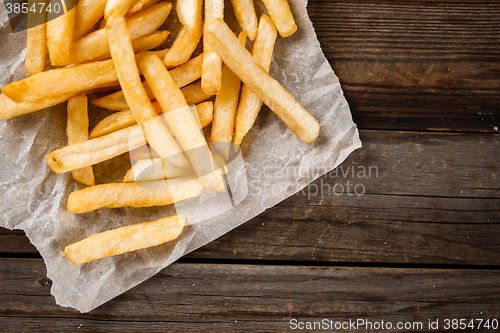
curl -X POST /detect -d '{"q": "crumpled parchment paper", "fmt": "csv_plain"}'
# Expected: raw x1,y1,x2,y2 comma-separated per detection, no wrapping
0,0,361,312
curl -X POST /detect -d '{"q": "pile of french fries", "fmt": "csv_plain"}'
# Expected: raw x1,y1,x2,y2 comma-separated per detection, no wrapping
0,0,320,265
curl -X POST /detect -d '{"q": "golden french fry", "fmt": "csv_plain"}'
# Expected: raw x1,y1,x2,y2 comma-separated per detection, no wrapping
134,48,169,63
93,83,154,111
211,65,241,159
207,18,319,143
67,177,203,213
105,0,138,19
46,0,77,66
66,3,171,64
202,0,224,95
67,95,95,186
181,81,212,105
2,59,117,103
93,30,170,62
195,101,214,128
261,0,297,38
123,158,192,182
176,0,203,39
0,92,75,120
89,101,162,139
93,80,210,111
235,14,277,146
25,0,48,75
124,2,172,37
129,30,170,52
106,12,188,167
211,32,246,159
90,110,137,138
128,0,150,13
90,101,212,138
139,53,225,192
163,26,201,68
93,54,203,110
73,0,107,39
169,54,204,87
230,0,257,40
128,0,159,13
0,79,125,120
64,214,186,265
46,125,143,174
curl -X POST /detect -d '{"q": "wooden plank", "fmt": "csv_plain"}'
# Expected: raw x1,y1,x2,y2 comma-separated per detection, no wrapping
0,229,37,254
1,130,499,265
0,259,499,331
308,0,500,132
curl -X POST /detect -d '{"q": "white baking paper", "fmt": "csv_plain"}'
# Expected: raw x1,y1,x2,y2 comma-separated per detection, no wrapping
0,0,361,312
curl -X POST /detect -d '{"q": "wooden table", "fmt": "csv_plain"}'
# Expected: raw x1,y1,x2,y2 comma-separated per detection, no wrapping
1,1,499,331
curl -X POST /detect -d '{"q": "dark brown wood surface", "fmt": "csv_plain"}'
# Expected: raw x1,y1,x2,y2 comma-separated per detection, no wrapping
308,0,500,133
2,259,500,332
1,0,499,330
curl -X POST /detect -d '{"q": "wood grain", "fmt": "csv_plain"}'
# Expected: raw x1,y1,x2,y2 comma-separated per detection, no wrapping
308,0,500,132
0,259,499,331
2,130,498,265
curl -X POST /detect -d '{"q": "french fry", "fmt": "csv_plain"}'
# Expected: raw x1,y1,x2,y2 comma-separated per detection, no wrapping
139,53,225,192
128,0,150,13
168,54,204,87
124,2,172,37
230,0,257,40
90,110,138,139
105,0,138,19
67,177,203,213
93,80,210,111
206,18,319,143
202,0,224,95
211,32,247,159
0,80,126,120
66,3,171,64
176,0,203,39
67,95,95,186
90,101,164,139
93,30,170,62
64,214,186,265
25,0,48,75
128,30,170,52
46,0,77,66
46,125,144,173
106,12,188,168
2,59,117,103
73,0,107,39
194,101,214,128
134,48,169,63
181,81,212,105
128,0,159,14
47,116,194,175
165,0,203,68
93,82,154,111
93,54,203,110
90,101,212,138
0,92,75,120
235,15,277,146
123,158,192,182
261,0,297,38
211,65,240,159
163,26,201,68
